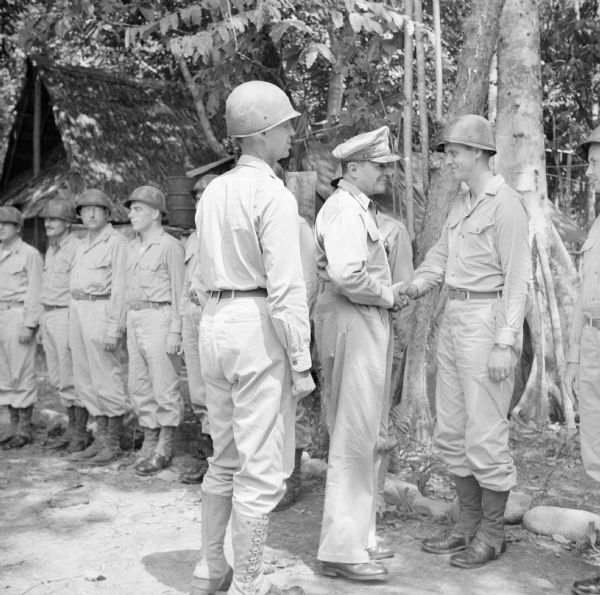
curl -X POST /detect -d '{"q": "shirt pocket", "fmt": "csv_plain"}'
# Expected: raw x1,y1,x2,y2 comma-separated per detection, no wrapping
138,253,163,287
460,221,494,263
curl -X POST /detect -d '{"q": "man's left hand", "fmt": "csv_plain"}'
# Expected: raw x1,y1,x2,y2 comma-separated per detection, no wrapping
487,345,513,382
166,332,181,356
19,326,35,344
292,369,316,399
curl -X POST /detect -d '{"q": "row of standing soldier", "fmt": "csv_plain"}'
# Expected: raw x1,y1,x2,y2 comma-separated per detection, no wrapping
1,77,600,595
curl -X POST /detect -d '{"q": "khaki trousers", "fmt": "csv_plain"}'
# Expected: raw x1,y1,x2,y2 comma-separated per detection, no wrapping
315,284,393,564
0,307,37,408
127,308,183,429
199,295,294,518
578,325,600,482
182,305,209,434
41,307,80,407
68,300,128,417
435,299,517,492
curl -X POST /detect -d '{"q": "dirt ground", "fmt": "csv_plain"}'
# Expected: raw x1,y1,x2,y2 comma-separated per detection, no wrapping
2,368,600,595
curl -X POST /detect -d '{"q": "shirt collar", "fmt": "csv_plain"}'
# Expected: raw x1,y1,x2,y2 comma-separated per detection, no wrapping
464,174,506,213
237,155,280,180
337,179,371,211
0,236,23,256
136,228,163,247
86,223,113,249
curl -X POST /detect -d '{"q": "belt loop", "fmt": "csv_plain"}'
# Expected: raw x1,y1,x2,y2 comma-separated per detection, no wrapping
231,290,235,299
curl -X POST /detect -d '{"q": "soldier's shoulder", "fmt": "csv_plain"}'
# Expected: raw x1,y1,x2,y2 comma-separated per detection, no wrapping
160,230,184,251
21,240,42,258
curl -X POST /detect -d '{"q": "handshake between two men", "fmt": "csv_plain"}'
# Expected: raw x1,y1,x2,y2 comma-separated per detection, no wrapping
391,281,419,311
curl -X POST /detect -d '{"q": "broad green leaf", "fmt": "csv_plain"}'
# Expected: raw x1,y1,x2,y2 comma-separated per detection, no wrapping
349,12,363,33
331,9,344,29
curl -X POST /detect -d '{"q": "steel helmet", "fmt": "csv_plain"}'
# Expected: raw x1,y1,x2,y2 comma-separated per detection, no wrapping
0,206,23,227
125,185,168,215
576,125,600,162
226,81,301,138
40,198,77,222
76,189,112,215
436,114,496,154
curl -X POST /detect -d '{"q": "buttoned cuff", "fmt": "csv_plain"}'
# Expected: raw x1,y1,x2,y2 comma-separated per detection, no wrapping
290,349,311,373
377,285,394,309
567,344,580,364
412,277,429,296
494,327,516,347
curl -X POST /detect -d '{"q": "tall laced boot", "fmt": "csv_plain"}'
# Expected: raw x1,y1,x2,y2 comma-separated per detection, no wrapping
0,406,20,445
135,426,175,476
6,406,34,449
66,406,89,453
422,475,482,554
70,415,107,461
45,406,76,451
189,491,233,595
273,448,303,512
230,509,305,595
88,415,123,466
119,427,160,470
450,488,509,569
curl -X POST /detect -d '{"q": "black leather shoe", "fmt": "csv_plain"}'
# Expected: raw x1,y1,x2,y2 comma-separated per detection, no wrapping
4,434,31,449
422,531,470,554
135,453,172,476
179,459,208,484
449,537,506,569
368,544,394,560
573,575,600,595
320,561,388,581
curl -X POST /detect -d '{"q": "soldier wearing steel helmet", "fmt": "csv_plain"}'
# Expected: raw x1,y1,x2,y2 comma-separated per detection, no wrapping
68,189,128,466
566,124,600,595
396,114,531,569
121,185,185,476
0,206,43,449
39,197,86,452
189,81,312,595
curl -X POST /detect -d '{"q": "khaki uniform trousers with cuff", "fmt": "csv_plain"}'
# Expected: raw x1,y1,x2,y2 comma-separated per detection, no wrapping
0,306,37,408
182,304,209,434
578,324,600,482
200,294,295,519
69,299,128,417
41,307,80,408
315,282,393,564
127,306,183,429
435,299,518,492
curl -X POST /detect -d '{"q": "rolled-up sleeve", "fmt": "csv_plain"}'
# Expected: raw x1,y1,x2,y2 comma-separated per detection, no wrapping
105,236,128,341
323,206,393,308
166,238,185,334
23,249,43,328
258,190,312,372
413,224,449,295
493,194,531,346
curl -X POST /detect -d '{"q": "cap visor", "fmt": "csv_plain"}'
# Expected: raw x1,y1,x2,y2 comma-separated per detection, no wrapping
371,154,401,163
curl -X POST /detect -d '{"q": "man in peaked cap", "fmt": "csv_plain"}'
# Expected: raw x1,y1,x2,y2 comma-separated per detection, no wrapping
190,81,311,595
0,206,43,449
39,198,86,452
122,185,185,476
314,126,406,582
397,114,530,569
566,124,600,595
68,189,129,466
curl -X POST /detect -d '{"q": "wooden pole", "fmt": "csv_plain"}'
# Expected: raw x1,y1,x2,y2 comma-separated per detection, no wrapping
33,75,41,176
414,0,429,194
403,0,415,239
432,0,443,122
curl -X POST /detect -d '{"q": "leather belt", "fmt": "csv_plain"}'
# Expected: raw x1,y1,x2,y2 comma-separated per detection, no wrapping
585,315,600,331
448,288,502,301
43,304,68,311
209,288,268,301
0,300,24,311
129,301,171,311
71,292,111,301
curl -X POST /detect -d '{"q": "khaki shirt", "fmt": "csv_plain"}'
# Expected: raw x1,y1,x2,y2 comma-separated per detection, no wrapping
0,237,43,327
195,154,312,373
299,216,318,317
41,233,80,307
413,174,530,347
126,229,185,334
568,215,600,363
315,179,393,308
70,223,128,340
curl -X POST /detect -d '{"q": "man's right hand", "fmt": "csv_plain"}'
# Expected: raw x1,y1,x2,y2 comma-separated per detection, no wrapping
292,369,316,399
564,362,579,406
391,282,419,310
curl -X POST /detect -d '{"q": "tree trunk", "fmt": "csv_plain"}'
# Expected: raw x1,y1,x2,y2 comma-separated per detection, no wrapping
326,22,355,124
393,0,506,446
414,0,430,193
495,0,577,430
432,0,443,122
403,0,415,239
177,56,226,158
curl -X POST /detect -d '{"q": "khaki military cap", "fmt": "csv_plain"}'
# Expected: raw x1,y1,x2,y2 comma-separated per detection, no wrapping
332,126,400,163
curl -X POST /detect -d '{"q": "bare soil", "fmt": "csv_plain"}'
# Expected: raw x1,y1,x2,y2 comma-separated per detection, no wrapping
2,367,600,595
